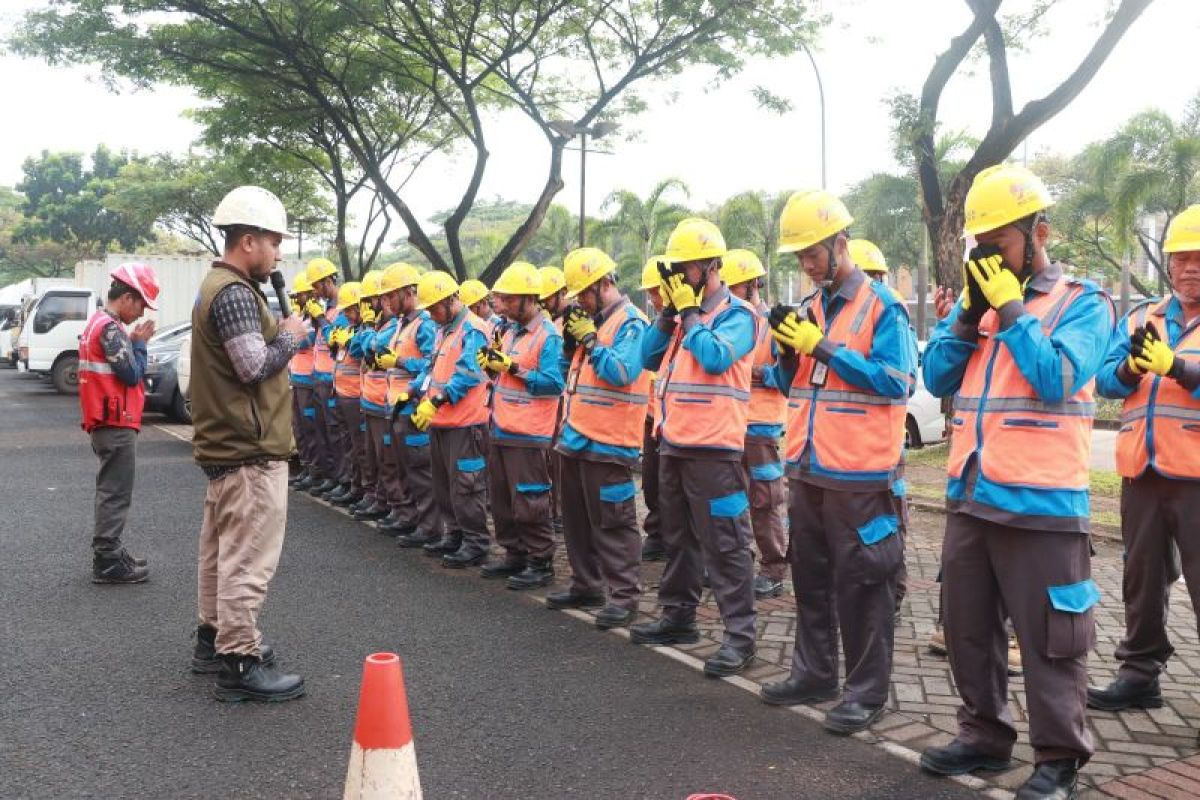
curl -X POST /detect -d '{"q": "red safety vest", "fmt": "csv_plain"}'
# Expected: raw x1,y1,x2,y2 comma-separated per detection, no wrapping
492,315,560,439
1116,300,1200,480
657,293,754,450
749,304,786,429
78,309,144,433
386,314,425,407
428,310,490,428
312,305,338,378
564,301,651,449
948,277,1097,491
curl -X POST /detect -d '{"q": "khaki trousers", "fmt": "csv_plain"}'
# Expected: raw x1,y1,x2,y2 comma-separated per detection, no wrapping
197,461,289,656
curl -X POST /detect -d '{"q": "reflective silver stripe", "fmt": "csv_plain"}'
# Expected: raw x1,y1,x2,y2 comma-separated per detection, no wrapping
336,367,362,376
1059,354,1076,397
954,396,1096,417
495,385,548,402
386,368,415,381
664,381,751,402
574,384,649,404
849,293,875,335
79,359,114,374
1148,404,1200,423
787,387,905,407
884,365,914,385
1121,406,1148,424
1040,288,1075,327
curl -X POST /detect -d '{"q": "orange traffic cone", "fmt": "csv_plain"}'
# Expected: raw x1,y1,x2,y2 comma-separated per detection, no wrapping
343,652,423,800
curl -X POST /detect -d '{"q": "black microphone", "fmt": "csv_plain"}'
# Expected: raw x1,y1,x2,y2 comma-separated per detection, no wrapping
269,270,291,318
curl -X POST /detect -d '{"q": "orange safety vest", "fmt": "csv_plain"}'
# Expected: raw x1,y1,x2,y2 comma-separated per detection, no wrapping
289,340,314,383
360,322,391,415
1116,300,1200,480
564,300,651,449
748,304,786,429
492,315,560,439
333,330,362,399
312,305,338,379
948,277,1097,491
786,282,907,477
658,293,754,450
79,309,144,433
428,310,490,429
386,313,426,407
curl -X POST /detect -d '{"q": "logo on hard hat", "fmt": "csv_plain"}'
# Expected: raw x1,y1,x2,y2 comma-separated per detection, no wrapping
817,206,831,223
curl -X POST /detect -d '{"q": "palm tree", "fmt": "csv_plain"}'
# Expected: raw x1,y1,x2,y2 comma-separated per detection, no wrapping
718,190,792,302
593,178,691,285
526,203,577,266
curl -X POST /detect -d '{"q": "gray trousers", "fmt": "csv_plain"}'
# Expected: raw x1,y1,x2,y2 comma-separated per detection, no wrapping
1114,471,1200,683
942,512,1094,764
658,455,757,651
744,438,787,581
90,426,138,555
788,480,900,706
559,454,642,609
488,443,555,559
430,425,491,554
391,414,442,536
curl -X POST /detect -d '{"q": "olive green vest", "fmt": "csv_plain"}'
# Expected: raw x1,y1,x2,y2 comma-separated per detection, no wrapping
191,265,295,466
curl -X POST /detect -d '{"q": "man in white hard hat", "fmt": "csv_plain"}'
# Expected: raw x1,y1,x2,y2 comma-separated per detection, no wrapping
189,185,308,702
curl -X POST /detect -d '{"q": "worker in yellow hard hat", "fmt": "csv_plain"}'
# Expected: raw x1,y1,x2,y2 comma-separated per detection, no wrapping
301,256,344,497
761,189,917,736
459,278,500,336
326,281,368,509
287,271,319,490
637,256,667,563
633,218,760,677
1087,205,1200,721
351,269,395,522
920,165,1114,796
719,249,788,601
848,239,907,305
545,248,650,628
537,263,572,532
407,271,494,567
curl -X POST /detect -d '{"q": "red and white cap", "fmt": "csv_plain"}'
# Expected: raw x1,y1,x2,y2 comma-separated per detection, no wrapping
110,262,160,310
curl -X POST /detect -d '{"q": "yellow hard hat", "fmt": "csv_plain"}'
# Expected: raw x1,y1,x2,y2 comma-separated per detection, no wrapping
305,257,338,284
492,261,543,296
564,247,618,298
848,239,888,274
336,281,363,311
963,164,1054,237
719,249,766,287
359,270,384,298
538,266,567,300
640,257,664,290
1163,204,1200,253
777,190,853,254
459,279,490,307
664,218,726,264
380,262,420,294
290,271,312,295
416,270,460,310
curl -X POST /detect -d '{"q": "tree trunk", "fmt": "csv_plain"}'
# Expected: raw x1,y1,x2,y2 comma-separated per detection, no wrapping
928,172,974,291
479,140,567,285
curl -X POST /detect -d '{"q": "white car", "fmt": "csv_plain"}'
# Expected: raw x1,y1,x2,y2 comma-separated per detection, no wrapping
176,331,191,417
18,287,101,393
906,343,946,449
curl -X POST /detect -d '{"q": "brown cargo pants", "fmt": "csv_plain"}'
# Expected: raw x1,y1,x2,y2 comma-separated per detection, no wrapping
488,443,555,560
430,425,492,556
559,454,642,609
743,438,787,581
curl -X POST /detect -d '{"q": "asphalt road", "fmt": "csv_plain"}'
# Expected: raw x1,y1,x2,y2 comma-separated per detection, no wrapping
0,368,975,800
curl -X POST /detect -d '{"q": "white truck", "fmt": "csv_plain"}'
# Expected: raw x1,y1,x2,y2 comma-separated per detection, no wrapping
17,286,101,393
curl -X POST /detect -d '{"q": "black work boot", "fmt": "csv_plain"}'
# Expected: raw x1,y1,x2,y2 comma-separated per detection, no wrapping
753,574,784,599
396,529,439,549
319,481,346,500
326,483,353,502
423,532,461,557
288,469,307,486
480,553,527,579
545,589,605,610
291,473,314,491
704,643,755,677
1015,759,1078,800
1087,676,1162,711
377,515,416,536
823,700,885,735
352,500,389,521
331,489,363,508
213,654,305,703
640,535,667,562
349,496,374,515
594,605,635,629
308,478,338,497
630,617,700,646
191,625,275,674
919,739,1013,776
506,557,554,590
442,547,487,569
92,551,149,584
760,676,838,706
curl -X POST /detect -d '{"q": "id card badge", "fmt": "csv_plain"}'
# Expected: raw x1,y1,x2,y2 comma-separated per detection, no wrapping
566,365,580,394
810,361,829,387
419,374,432,393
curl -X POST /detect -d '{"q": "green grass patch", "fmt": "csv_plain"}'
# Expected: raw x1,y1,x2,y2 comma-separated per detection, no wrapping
1089,469,1122,499
908,442,949,468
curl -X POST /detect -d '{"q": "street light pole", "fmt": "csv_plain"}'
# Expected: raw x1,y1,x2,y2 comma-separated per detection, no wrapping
801,44,827,189
579,131,588,247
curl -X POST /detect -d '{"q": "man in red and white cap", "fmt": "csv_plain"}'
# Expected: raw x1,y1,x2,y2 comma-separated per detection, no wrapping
79,262,160,584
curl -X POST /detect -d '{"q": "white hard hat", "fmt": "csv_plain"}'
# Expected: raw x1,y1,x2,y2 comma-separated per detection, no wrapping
212,185,293,237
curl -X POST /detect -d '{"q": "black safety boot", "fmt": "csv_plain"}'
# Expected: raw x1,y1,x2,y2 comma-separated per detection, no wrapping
753,574,784,599
760,676,838,706
480,553,527,579
191,625,275,674
319,481,347,500
326,483,353,502
92,551,149,584
920,739,1013,776
704,643,755,677
545,589,605,610
331,489,363,508
352,501,389,521
377,515,416,536
1014,759,1077,800
396,529,439,549
640,536,667,562
213,654,304,703
423,532,462,557
291,473,314,491
824,700,885,735
594,605,635,629
630,617,700,646
1087,676,1162,711
442,547,487,569
506,557,554,590
288,469,307,486
308,478,338,497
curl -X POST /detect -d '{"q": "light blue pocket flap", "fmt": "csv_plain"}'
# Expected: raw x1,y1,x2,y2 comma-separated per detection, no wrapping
327,398,337,408
457,457,485,473
517,482,552,494
891,479,907,498
1047,579,1100,613
404,433,430,447
599,481,636,503
359,422,368,433
857,514,899,545
709,491,749,518
303,407,316,418
749,462,785,481
382,433,392,446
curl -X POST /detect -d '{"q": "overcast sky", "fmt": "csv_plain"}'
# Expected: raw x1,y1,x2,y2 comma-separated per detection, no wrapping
1,0,1197,238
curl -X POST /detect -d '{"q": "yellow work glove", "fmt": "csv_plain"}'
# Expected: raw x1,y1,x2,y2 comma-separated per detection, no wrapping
360,303,376,324
289,299,302,316
410,397,438,431
565,309,597,348
485,347,516,375
375,349,398,370
304,299,324,319
967,255,1023,310
331,327,351,347
664,272,701,314
770,312,824,356
1132,323,1176,377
